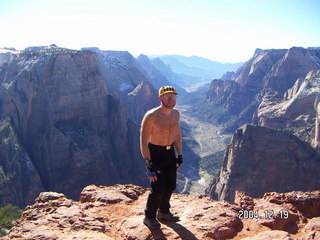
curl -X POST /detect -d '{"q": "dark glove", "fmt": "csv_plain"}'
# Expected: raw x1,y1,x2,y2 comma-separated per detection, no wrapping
144,158,158,177
146,168,157,177
176,154,183,167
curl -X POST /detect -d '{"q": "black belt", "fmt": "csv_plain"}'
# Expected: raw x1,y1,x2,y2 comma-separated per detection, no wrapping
148,142,174,150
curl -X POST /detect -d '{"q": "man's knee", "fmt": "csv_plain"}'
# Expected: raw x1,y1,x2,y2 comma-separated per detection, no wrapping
150,183,166,198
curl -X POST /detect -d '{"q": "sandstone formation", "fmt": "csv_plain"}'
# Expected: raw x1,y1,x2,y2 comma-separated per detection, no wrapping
2,184,320,240
253,69,320,144
0,46,158,207
96,50,159,123
136,54,185,95
206,47,320,134
316,101,320,148
204,47,320,217
0,118,43,207
206,124,320,203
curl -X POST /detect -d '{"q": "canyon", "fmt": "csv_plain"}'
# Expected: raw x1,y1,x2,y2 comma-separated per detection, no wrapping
204,47,320,205
1,45,320,239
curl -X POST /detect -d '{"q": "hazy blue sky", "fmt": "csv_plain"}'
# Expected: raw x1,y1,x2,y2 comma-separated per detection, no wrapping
0,0,319,62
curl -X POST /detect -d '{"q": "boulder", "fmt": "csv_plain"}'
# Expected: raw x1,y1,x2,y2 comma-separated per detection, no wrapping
2,184,320,240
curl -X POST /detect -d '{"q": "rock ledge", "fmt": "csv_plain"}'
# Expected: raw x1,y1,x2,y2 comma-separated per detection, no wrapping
2,184,320,240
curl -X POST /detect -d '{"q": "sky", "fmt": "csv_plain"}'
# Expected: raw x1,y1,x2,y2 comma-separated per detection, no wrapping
0,0,319,62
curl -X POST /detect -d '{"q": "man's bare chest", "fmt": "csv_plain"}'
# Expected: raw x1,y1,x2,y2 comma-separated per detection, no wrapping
152,114,179,133
154,120,177,132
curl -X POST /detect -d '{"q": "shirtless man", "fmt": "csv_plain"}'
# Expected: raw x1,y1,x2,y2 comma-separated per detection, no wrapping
140,86,183,229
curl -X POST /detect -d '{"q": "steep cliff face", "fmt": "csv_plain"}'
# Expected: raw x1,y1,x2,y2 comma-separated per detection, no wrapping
253,69,320,144
205,48,320,206
136,54,185,95
316,101,320,148
207,79,240,106
206,125,320,203
0,47,157,207
206,47,320,133
0,118,43,207
127,81,158,124
96,50,159,124
99,50,146,97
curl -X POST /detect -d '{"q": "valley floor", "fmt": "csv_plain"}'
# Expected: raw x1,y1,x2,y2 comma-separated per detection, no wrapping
176,102,232,195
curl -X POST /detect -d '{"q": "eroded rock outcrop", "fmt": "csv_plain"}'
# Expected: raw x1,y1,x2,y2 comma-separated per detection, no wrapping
0,118,43,207
206,124,320,203
94,50,159,124
253,69,320,144
206,47,320,134
2,184,320,240
316,101,320,148
0,47,158,207
137,54,185,94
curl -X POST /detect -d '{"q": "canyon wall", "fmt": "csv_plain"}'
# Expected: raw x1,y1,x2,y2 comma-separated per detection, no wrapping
0,47,158,207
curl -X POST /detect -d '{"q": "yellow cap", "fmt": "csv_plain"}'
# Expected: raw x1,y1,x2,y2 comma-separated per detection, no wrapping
158,86,178,96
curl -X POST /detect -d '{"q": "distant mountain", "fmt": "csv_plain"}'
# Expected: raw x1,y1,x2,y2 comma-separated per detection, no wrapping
206,47,320,138
253,69,320,144
149,57,200,91
136,54,186,95
149,55,243,91
203,47,320,203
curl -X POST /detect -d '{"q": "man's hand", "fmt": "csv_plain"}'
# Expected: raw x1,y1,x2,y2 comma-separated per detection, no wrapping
176,163,180,170
146,168,161,182
144,158,161,182
176,155,183,169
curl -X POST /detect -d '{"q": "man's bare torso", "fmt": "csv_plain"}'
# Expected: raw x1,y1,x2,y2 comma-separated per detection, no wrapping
146,107,180,146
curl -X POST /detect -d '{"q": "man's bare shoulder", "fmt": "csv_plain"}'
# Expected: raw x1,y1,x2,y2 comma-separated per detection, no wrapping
172,108,180,114
172,108,180,118
142,107,160,123
145,107,161,117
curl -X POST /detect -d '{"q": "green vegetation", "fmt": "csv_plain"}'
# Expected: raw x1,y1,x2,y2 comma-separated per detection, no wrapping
199,151,225,176
0,204,23,236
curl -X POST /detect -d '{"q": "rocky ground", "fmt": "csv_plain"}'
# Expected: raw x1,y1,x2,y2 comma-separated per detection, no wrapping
2,184,319,240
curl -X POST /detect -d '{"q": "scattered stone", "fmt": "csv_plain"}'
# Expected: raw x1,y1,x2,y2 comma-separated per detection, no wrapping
2,185,320,240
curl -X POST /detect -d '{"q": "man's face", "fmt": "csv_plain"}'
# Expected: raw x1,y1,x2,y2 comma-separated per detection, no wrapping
159,93,177,109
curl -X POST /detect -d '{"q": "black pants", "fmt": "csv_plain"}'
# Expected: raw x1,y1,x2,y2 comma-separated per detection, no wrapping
145,143,177,218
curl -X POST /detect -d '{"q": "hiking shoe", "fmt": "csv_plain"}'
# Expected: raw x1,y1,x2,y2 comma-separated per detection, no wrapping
143,217,161,229
157,211,180,222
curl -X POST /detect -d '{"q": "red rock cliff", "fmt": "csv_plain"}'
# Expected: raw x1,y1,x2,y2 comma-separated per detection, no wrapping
0,47,158,207
206,47,320,134
206,124,320,203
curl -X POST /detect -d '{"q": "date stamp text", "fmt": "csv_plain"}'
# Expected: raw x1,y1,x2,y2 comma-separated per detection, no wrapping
238,209,289,220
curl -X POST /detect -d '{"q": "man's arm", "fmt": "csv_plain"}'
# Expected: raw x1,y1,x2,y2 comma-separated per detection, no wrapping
175,111,182,155
140,113,152,159
140,112,159,182
175,130,182,155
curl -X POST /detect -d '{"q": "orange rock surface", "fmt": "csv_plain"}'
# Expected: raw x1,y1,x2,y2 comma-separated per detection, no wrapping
2,184,320,240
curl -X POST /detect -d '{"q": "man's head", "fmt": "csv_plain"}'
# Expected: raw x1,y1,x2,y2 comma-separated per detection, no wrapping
158,86,178,109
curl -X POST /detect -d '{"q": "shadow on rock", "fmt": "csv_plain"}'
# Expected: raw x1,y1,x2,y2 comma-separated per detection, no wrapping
148,228,168,240
161,221,199,240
